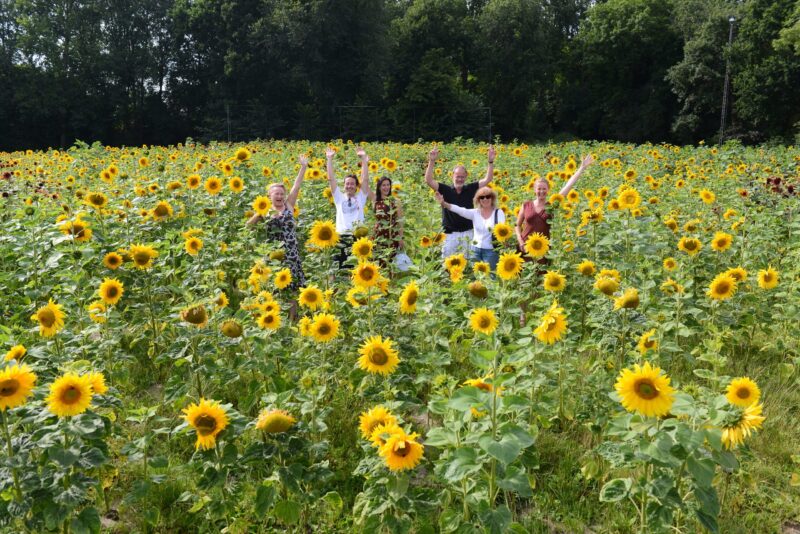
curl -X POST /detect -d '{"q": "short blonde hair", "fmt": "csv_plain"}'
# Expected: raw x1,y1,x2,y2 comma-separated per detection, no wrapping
268,183,286,194
473,186,497,207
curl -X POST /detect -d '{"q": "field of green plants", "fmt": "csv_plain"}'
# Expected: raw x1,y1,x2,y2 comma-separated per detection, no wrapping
0,140,798,533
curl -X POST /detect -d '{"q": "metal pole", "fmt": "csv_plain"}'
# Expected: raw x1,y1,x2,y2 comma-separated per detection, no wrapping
719,16,736,144
225,102,231,143
488,107,492,142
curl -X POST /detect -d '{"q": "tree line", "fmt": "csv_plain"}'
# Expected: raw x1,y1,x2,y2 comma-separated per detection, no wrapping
1,0,799,151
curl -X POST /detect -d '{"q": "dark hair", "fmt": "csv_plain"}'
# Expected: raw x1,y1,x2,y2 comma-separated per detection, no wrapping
344,174,359,188
375,176,392,202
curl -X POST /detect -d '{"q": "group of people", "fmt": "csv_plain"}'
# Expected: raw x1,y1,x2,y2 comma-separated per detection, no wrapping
247,146,595,293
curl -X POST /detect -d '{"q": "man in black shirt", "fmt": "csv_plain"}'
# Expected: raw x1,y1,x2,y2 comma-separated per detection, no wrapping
424,145,496,258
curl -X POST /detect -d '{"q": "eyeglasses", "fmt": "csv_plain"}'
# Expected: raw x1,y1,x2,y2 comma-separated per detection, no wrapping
478,195,493,200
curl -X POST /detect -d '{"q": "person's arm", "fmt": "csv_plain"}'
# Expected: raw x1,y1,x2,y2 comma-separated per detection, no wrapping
515,204,526,249
246,213,263,226
497,209,506,224
434,192,474,220
286,154,308,209
357,148,374,202
478,145,496,188
424,147,440,192
558,154,595,197
325,147,338,194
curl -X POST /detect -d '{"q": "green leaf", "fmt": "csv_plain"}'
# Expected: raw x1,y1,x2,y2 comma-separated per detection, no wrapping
442,448,483,483
447,387,484,411
254,483,276,516
687,455,716,488
479,503,511,534
694,484,720,534
48,445,79,468
70,507,101,534
273,500,301,525
321,491,343,520
478,424,535,465
599,478,632,502
497,465,533,497
426,427,458,447
81,447,108,468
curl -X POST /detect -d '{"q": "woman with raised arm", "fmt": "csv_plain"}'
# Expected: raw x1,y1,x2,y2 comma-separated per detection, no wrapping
515,154,595,261
363,163,404,267
247,154,308,291
434,186,505,272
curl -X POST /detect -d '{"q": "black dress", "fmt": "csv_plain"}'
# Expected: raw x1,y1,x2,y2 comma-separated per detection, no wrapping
266,208,305,290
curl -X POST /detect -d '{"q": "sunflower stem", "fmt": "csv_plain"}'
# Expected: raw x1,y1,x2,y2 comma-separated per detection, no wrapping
2,411,23,502
488,333,499,508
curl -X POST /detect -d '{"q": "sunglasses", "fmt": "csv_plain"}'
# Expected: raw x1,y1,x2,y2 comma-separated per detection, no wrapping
478,195,494,200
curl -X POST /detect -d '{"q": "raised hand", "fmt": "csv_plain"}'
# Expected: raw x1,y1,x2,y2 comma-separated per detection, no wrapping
580,154,595,168
487,145,496,163
429,147,439,162
356,147,368,161
325,147,336,160
298,154,309,166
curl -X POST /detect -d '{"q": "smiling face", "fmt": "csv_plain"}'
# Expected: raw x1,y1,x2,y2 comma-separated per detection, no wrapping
452,165,468,189
379,178,392,198
344,175,358,196
534,179,550,202
268,184,286,206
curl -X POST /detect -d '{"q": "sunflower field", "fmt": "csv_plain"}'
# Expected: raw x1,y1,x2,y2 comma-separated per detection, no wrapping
0,140,798,533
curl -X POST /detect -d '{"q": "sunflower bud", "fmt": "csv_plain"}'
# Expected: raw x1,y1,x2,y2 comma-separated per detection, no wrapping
220,319,243,338
353,226,369,238
468,281,488,299
269,250,285,261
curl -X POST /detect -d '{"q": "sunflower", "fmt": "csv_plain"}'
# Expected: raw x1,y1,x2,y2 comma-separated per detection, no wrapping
103,252,123,270
721,403,765,450
725,266,748,283
614,361,675,417
98,278,124,306
298,317,312,337
492,223,513,243
757,266,779,289
543,271,566,292
229,176,244,193
380,431,424,471
129,244,158,269
617,188,641,209
257,312,281,330
359,405,397,440
613,288,640,310
725,377,760,407
711,231,733,252
298,285,324,311
87,300,107,323
181,304,208,328
496,252,524,280
534,301,568,344
220,319,243,338
235,147,251,161
660,278,684,295
664,218,678,232
677,237,702,256
352,237,374,260
85,371,108,395
0,364,37,410
85,191,108,209
471,261,490,276
274,268,292,290
187,174,201,189
594,276,619,296
432,233,445,245
577,260,596,277
663,257,677,271
469,308,498,336
524,232,550,259
183,398,229,450
399,281,419,314
308,220,339,249
706,272,737,300
369,422,404,448
699,189,716,204
637,329,658,356
358,336,400,376
183,237,203,256
151,200,173,220
419,235,433,248
4,345,26,362
310,313,340,342
468,281,488,299
31,299,66,337
252,195,271,216
47,373,93,417
352,261,381,288
444,254,467,272
204,177,222,195
256,409,296,433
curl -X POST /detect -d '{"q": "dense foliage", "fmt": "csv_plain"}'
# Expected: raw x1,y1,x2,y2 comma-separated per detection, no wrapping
0,139,798,532
2,0,800,150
